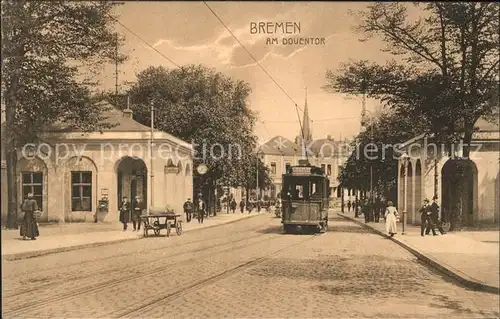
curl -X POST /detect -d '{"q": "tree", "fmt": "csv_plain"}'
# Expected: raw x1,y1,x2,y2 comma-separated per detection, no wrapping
1,1,124,228
243,153,273,200
326,3,499,154
338,111,417,204
327,3,499,230
128,65,260,204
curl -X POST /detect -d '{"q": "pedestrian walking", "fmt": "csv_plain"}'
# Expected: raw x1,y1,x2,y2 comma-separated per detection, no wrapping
384,201,398,237
426,196,446,235
119,196,131,231
132,196,145,231
230,199,237,213
347,200,351,212
183,198,193,222
197,198,205,224
363,200,373,223
247,201,253,213
20,193,40,240
374,197,384,223
257,200,261,213
239,199,245,213
419,198,433,236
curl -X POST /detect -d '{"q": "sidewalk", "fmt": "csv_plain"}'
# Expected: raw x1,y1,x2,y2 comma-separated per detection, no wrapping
338,210,500,295
1,211,267,260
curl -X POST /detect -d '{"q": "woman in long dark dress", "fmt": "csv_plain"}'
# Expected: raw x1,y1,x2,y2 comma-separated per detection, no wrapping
20,193,40,240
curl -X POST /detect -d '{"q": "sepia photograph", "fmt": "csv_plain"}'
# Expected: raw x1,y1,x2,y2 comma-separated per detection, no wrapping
1,1,499,318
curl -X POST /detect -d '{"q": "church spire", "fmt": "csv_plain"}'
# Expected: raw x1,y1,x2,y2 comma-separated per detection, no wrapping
301,86,312,143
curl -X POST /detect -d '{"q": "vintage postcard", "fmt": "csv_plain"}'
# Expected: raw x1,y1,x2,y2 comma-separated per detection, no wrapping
1,1,499,318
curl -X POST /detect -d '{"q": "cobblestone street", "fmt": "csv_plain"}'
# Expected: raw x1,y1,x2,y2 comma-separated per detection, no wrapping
2,214,499,318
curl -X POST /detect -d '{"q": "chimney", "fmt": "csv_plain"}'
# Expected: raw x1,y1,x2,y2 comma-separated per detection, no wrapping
123,95,133,119
123,108,133,119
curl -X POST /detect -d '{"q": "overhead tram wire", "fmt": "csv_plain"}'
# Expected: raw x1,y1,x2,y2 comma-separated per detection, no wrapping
263,116,363,124
106,13,181,69
259,120,274,143
108,4,307,158
202,1,309,161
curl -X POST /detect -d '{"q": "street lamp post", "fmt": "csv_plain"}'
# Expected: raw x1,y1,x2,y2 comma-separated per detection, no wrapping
256,150,260,200
365,110,374,202
150,101,155,210
400,152,410,235
361,109,375,219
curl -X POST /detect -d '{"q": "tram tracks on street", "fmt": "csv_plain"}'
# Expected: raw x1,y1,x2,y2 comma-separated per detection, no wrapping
2,230,285,317
3,226,276,298
112,233,321,318
2,215,272,275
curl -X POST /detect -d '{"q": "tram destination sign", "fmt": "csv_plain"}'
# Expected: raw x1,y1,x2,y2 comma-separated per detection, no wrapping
291,166,312,176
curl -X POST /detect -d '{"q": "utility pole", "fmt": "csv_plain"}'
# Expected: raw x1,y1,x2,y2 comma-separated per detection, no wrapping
150,101,154,209
256,151,259,200
370,120,374,202
114,32,119,108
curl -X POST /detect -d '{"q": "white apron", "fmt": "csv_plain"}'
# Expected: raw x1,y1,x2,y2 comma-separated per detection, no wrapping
385,206,398,234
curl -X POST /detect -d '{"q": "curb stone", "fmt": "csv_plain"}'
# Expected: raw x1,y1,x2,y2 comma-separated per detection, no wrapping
2,212,265,261
338,213,500,295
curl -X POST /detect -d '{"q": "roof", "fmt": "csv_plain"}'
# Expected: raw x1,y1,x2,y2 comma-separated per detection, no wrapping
474,117,499,132
308,138,350,157
36,101,192,148
46,101,155,133
259,135,350,157
259,136,299,156
398,116,499,150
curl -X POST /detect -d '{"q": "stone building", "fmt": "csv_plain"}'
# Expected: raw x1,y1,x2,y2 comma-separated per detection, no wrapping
397,118,499,226
1,101,193,224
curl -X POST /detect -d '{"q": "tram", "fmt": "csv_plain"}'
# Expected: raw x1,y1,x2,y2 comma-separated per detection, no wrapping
281,160,330,234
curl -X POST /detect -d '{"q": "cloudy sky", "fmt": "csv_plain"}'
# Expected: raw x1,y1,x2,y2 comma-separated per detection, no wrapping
98,1,397,144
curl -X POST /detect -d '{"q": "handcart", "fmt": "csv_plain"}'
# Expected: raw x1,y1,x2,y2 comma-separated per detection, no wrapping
140,210,182,237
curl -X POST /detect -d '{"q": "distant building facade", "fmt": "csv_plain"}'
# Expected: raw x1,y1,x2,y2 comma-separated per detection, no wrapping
257,89,350,202
1,101,194,224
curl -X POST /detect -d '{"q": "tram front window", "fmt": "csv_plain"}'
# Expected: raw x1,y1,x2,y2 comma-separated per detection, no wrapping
284,177,324,200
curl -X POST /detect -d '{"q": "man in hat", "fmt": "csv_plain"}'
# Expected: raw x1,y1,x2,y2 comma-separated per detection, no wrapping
119,196,131,231
132,196,145,231
230,198,237,213
419,198,433,236
197,197,205,224
183,198,193,222
239,199,245,213
426,196,446,235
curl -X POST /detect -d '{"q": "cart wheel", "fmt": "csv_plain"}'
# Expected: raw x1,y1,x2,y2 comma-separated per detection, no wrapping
176,221,183,236
166,222,171,237
143,228,149,237
154,228,160,236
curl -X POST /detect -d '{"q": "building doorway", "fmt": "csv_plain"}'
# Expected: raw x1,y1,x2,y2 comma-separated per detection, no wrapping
116,156,147,218
441,159,478,229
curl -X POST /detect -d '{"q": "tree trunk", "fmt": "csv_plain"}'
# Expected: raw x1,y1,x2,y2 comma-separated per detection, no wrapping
462,127,474,159
6,148,19,229
340,185,344,213
3,0,24,229
354,191,359,218
212,178,217,217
